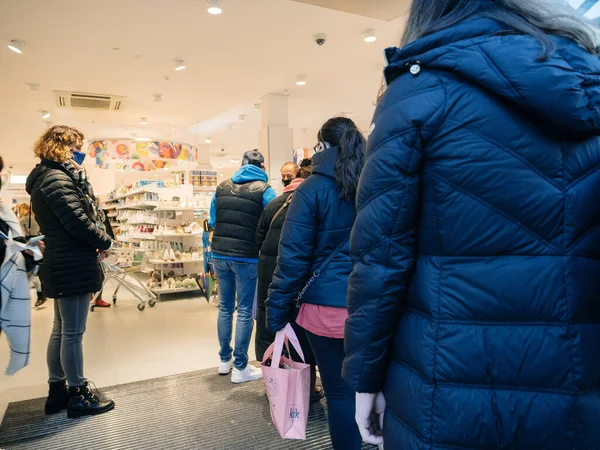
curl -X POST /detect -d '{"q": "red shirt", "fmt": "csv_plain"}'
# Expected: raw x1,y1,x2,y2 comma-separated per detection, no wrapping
296,304,348,339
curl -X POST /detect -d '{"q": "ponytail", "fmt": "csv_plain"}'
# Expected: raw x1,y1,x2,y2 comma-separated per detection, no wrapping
318,116,366,203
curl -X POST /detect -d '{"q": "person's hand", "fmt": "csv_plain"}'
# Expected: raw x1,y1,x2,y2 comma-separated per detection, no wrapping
355,392,385,446
25,240,45,256
97,250,110,263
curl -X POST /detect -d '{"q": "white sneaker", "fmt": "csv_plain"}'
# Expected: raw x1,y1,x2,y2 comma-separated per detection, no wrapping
231,365,263,384
218,360,233,375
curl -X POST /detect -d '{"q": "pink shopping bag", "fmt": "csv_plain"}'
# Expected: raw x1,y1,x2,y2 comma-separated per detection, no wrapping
261,323,311,440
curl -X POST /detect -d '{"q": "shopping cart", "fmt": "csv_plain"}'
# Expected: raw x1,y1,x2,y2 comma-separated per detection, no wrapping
90,248,157,312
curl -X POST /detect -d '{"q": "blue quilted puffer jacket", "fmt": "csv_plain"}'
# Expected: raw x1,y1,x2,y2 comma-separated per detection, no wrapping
343,17,600,450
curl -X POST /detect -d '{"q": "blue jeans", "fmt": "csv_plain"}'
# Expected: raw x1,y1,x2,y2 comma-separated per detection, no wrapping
305,330,362,450
47,294,90,387
214,259,257,371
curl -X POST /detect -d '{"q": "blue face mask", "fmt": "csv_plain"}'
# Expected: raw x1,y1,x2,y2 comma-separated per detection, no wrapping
71,150,86,165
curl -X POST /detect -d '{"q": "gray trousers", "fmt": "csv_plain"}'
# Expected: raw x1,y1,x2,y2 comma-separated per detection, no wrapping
47,294,90,387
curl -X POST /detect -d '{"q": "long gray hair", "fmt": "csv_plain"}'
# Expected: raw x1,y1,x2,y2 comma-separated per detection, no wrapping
401,0,597,57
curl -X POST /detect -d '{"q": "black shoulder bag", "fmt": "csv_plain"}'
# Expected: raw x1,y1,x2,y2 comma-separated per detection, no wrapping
293,234,350,311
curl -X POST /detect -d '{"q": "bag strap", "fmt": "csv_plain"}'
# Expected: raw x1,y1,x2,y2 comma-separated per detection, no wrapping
262,323,306,368
270,193,293,226
28,199,32,234
295,233,350,305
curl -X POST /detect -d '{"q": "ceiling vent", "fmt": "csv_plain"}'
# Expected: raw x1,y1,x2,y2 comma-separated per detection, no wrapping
55,91,126,111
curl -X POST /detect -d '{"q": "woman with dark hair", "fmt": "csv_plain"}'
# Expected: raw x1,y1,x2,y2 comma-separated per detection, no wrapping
26,125,114,418
343,1,600,449
267,117,365,449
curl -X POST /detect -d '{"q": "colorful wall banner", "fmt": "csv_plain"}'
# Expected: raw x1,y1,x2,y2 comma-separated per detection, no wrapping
85,139,200,171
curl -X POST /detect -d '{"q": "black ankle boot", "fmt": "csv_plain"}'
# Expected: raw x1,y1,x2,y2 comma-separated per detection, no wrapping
35,291,47,307
45,380,69,415
67,381,115,419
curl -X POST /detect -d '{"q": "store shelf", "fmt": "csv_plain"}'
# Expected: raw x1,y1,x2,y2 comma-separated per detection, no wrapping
127,220,159,225
103,204,117,210
149,259,203,265
116,202,159,210
155,207,198,212
152,233,202,238
129,234,156,240
107,212,119,218
193,186,217,193
151,286,201,295
112,188,158,201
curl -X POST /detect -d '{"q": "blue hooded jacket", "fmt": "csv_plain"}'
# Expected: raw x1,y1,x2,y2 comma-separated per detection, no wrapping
209,164,276,262
343,17,600,450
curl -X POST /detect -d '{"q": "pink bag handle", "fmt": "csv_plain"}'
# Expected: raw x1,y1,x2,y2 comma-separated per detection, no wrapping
261,323,306,368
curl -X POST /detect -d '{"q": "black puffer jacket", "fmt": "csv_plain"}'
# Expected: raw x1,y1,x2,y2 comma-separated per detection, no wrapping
267,147,356,333
255,191,293,360
26,161,111,298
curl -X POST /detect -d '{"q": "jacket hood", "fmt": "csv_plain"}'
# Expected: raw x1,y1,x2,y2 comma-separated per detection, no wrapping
283,177,305,193
231,164,269,184
384,17,600,134
311,146,337,179
26,162,51,195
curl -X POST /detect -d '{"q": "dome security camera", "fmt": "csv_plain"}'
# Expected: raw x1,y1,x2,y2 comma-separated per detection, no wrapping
314,33,327,46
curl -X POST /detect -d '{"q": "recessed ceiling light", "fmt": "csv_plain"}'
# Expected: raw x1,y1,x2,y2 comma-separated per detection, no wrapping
230,158,240,163
207,0,223,15
205,137,212,144
27,83,40,92
153,93,163,103
363,29,377,43
219,173,224,176
296,75,307,86
253,103,261,111
140,117,149,125
41,111,51,120
8,40,25,54
174,59,186,71
238,114,247,121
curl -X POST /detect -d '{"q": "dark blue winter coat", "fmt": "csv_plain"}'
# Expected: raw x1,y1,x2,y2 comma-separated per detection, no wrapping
343,17,600,450
266,146,355,333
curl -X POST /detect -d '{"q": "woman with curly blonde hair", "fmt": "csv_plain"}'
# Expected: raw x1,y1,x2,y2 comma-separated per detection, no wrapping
26,125,114,419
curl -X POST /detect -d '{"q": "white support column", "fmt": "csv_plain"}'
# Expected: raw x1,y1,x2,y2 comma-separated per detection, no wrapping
258,93,294,193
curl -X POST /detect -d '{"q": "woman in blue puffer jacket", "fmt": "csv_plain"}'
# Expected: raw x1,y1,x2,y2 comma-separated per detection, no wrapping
343,1,600,449
267,117,366,449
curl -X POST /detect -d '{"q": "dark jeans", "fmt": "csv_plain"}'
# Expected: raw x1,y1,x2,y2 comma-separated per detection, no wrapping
305,330,362,450
214,259,257,370
47,294,90,387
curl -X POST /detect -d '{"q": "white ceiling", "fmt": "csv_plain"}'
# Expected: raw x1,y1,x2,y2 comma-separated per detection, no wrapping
0,0,407,174
291,0,408,21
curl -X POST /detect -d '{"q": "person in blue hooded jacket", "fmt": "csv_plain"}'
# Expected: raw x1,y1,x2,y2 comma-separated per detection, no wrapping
209,150,276,384
343,1,600,449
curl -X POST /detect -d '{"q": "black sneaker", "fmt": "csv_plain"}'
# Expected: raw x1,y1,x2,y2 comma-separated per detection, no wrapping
45,380,69,415
67,381,115,419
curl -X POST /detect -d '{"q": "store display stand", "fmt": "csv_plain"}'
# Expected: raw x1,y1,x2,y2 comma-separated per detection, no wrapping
101,180,216,303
